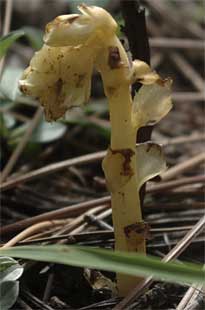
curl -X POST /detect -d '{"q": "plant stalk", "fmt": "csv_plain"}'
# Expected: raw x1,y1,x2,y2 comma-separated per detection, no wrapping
96,36,146,295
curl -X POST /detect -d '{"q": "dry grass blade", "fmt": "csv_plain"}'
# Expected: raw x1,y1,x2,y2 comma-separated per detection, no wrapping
1,173,204,236
149,175,205,193
1,135,204,191
170,52,204,92
162,133,205,146
0,196,111,235
2,220,68,248
172,92,205,102
149,37,205,49
161,153,205,181
0,0,13,77
0,150,106,190
114,215,205,309
0,107,42,182
176,283,204,310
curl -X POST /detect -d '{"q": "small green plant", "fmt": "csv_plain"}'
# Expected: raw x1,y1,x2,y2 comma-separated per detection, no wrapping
19,4,172,295
0,256,24,310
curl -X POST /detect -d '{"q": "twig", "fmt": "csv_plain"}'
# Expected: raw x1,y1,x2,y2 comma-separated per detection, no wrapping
150,37,205,50
52,205,108,238
161,153,205,181
21,289,55,310
151,53,163,68
114,215,205,309
2,188,204,237
0,196,111,236
0,0,13,78
149,175,205,193
0,107,42,182
2,0,13,35
170,52,204,92
146,0,204,39
0,150,106,191
162,133,205,146
1,220,67,248
43,272,54,302
146,202,204,211
18,225,197,245
1,131,204,192
172,92,205,102
69,206,110,236
20,230,114,245
176,283,204,310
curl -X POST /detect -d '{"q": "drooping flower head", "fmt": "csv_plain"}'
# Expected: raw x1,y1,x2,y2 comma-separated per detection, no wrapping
44,4,117,47
19,4,172,126
19,5,117,121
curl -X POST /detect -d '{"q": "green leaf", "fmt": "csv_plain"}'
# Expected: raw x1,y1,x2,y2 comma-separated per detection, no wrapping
10,118,67,144
0,257,23,282
31,119,67,143
0,30,25,58
0,67,23,101
2,114,16,129
23,26,43,50
0,281,19,310
0,245,204,285
0,257,23,310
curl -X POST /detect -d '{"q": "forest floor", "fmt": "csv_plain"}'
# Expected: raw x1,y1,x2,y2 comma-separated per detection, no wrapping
1,1,204,309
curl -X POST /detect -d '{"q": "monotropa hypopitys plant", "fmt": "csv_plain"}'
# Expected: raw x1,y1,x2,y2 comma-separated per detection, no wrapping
19,4,172,295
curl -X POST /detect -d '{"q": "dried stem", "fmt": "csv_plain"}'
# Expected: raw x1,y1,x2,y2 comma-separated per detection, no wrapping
0,0,13,77
0,196,111,236
161,153,205,181
0,107,42,182
1,220,67,249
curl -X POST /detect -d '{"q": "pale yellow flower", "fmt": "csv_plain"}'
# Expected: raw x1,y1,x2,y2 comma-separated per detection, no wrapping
19,5,117,121
44,4,117,47
19,44,93,121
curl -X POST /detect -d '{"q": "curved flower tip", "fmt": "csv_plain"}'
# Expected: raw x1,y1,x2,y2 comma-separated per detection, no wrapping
130,60,160,85
44,4,117,47
19,44,93,121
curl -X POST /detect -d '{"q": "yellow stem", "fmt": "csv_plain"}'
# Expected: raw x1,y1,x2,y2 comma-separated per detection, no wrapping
96,36,146,295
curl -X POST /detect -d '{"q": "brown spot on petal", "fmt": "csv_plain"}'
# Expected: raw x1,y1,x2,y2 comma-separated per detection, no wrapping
19,84,29,95
156,77,172,87
57,54,64,60
108,46,122,69
55,78,63,96
124,222,151,239
65,16,79,24
75,74,86,88
106,86,116,97
111,148,135,177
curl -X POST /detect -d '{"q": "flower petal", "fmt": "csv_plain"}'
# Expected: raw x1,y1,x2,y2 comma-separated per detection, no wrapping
19,44,94,121
44,14,93,47
132,79,172,128
130,60,160,85
30,45,61,74
136,142,167,190
44,4,117,47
